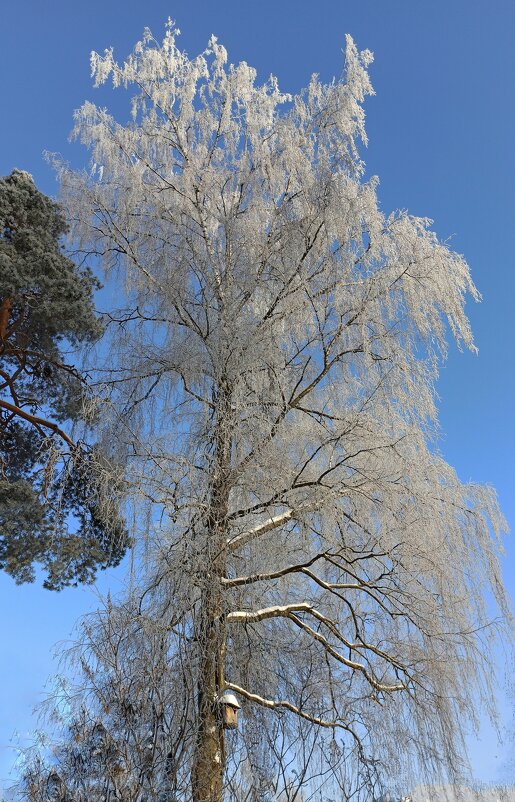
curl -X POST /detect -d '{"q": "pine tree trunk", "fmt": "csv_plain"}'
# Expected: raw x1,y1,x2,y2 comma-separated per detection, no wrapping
191,380,232,802
0,297,12,340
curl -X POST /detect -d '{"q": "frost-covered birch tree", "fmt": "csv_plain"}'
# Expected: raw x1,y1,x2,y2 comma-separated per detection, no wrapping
39,21,509,802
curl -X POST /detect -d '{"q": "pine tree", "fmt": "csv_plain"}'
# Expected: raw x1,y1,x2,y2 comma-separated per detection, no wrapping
0,169,129,589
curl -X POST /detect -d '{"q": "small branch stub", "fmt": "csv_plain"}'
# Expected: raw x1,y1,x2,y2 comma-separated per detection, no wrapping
217,692,240,730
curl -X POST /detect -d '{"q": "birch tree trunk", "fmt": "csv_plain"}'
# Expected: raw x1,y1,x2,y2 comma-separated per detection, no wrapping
191,582,225,802
192,380,232,802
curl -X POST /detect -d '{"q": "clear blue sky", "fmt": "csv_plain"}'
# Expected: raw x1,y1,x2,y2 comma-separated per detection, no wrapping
1,0,513,791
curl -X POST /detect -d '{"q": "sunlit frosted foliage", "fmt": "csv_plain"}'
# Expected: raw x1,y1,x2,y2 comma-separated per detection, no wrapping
31,21,510,801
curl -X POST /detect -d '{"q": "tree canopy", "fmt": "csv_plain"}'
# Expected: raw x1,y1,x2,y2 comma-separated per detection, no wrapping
0,169,129,589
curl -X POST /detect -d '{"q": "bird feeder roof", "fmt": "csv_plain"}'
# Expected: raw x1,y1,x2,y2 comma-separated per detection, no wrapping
219,692,241,709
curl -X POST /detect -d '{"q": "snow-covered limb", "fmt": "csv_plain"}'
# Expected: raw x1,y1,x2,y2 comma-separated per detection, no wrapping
227,602,315,623
224,681,347,730
226,509,296,552
226,502,321,553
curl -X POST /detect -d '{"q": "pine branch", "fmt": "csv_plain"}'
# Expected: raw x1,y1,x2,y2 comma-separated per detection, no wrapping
0,397,75,448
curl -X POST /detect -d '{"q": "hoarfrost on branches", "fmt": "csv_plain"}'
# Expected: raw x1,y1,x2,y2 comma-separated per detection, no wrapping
23,21,510,802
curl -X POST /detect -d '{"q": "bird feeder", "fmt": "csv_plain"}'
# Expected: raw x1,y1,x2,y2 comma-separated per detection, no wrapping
218,692,241,730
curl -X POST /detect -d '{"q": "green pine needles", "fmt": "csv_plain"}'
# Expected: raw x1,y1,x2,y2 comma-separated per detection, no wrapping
0,169,129,590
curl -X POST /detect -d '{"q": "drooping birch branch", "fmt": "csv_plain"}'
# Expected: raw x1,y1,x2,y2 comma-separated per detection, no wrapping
224,681,345,730
227,604,406,693
221,550,332,586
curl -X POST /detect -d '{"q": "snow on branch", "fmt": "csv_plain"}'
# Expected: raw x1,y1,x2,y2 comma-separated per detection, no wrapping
224,681,350,730
226,503,321,553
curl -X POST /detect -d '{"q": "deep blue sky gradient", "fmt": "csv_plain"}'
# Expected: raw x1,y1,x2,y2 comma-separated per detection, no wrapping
0,0,513,791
